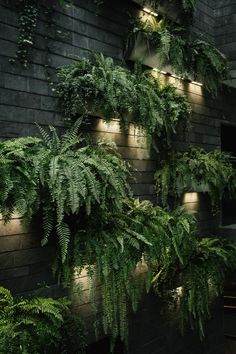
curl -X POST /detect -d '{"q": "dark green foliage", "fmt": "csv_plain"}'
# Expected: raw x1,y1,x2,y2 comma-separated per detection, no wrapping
16,0,38,66
152,237,236,339
178,237,236,338
15,0,67,66
56,53,191,144
155,147,236,209
125,200,236,339
58,313,87,353
0,287,69,354
0,121,129,262
60,202,152,346
0,137,41,222
189,38,230,93
130,19,230,94
59,198,236,345
35,122,130,262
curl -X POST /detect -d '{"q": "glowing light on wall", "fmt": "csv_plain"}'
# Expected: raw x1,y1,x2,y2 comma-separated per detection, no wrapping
153,68,203,87
182,192,200,204
0,212,22,220
143,7,158,17
94,118,149,148
191,81,203,87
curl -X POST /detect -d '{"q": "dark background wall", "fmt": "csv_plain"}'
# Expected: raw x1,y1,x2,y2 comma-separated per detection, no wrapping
214,0,236,83
0,0,236,352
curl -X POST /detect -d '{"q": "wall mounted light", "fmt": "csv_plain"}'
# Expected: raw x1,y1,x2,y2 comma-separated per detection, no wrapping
153,68,203,87
183,192,200,204
143,7,158,17
191,81,203,87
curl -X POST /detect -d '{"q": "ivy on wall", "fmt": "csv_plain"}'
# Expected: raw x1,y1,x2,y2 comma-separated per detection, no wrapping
16,0,38,66
13,0,66,67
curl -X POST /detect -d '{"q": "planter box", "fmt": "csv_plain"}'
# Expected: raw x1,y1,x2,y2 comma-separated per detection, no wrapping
125,30,172,71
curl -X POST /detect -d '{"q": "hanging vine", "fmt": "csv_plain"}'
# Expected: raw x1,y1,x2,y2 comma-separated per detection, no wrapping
16,0,38,66
14,0,66,67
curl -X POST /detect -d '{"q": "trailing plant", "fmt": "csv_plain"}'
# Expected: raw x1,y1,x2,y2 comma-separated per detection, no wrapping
57,199,207,347
0,287,69,353
178,237,236,338
124,200,236,339
57,201,153,347
189,38,230,93
16,0,39,67
0,120,130,262
130,18,188,74
56,53,190,144
128,18,230,93
0,136,41,222
15,0,66,66
155,147,236,209
152,237,236,339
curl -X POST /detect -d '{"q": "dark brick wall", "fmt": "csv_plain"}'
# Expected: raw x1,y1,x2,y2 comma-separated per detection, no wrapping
0,0,235,352
192,0,215,42
214,1,236,80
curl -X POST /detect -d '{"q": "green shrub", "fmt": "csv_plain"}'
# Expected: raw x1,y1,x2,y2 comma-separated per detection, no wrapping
56,53,190,144
155,147,236,209
152,237,236,338
130,19,230,94
125,200,236,339
0,120,130,262
0,287,69,354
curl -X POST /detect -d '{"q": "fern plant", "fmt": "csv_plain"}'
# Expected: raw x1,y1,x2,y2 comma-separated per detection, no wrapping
0,120,130,263
0,287,69,354
189,38,230,94
0,137,41,222
58,200,197,347
124,200,236,339
178,237,236,338
58,201,153,347
152,237,236,339
56,53,191,144
129,18,230,93
155,147,236,209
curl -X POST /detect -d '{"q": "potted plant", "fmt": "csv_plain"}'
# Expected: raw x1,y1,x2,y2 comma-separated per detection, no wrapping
126,16,230,93
56,53,190,143
154,147,236,209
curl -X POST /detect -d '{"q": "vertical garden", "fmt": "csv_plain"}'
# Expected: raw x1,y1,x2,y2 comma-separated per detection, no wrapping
0,0,236,353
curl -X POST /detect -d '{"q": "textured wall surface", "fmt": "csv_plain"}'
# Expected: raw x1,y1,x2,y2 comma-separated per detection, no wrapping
0,0,235,352
214,0,236,81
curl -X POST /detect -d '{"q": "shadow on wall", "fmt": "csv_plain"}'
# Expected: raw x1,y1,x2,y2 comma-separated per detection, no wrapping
225,336,236,354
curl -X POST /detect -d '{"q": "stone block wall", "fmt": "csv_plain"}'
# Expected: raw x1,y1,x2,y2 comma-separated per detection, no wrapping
0,0,236,352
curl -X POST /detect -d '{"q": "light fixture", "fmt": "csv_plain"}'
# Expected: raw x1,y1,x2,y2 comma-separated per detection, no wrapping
143,7,158,17
191,81,203,86
170,73,184,80
153,69,203,86
183,192,199,203
153,68,168,75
